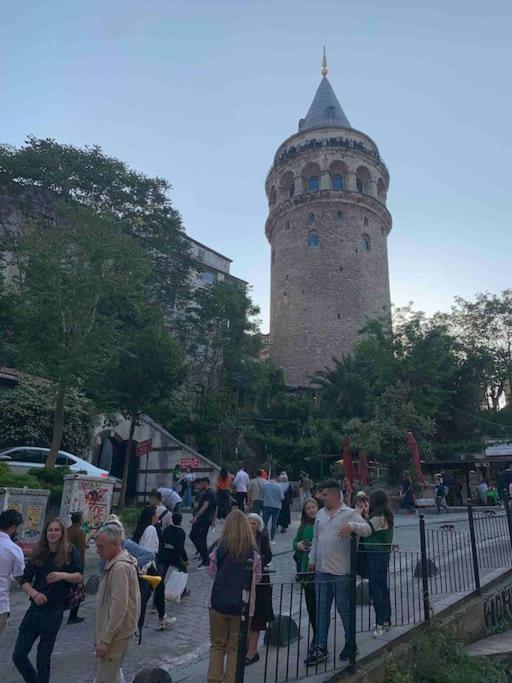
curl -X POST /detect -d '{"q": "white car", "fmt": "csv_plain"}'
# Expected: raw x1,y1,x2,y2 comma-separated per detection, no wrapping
0,446,110,478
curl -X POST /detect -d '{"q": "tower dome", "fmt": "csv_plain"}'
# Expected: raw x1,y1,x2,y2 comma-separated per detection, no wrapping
265,52,392,387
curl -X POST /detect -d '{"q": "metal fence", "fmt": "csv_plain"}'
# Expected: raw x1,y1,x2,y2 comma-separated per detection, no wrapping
236,499,512,683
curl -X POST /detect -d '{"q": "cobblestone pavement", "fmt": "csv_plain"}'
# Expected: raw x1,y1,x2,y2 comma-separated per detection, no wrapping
0,508,501,682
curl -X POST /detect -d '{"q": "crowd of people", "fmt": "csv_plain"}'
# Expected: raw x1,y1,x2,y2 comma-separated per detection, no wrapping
0,464,397,683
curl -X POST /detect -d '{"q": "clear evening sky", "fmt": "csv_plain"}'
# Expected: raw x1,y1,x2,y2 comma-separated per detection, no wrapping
2,1,511,331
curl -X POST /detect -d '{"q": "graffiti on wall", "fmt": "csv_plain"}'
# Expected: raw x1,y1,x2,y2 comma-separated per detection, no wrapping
483,584,512,629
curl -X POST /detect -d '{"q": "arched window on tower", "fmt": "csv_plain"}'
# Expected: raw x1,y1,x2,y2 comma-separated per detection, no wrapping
356,177,364,193
332,174,343,191
362,234,371,252
308,176,319,192
289,183,295,198
364,216,368,226
308,234,320,248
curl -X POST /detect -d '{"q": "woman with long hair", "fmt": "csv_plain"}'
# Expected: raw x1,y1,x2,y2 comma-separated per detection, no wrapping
366,489,394,637
13,518,82,683
207,509,261,683
245,513,274,666
132,505,159,554
216,467,233,520
292,498,318,638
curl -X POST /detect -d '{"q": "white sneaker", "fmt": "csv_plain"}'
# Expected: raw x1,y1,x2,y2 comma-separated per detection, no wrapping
271,540,277,545
158,616,176,630
373,626,384,638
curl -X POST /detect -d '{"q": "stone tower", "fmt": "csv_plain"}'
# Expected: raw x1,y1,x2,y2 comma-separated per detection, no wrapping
265,51,392,387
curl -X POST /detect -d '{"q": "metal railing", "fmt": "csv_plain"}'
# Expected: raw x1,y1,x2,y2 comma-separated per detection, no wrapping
235,499,512,682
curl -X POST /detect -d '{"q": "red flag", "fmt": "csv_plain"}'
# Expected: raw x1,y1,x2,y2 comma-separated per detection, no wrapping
342,435,355,483
358,448,369,485
407,431,425,486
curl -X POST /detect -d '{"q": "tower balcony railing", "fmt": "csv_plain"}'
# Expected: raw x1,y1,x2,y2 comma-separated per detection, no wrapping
265,134,389,187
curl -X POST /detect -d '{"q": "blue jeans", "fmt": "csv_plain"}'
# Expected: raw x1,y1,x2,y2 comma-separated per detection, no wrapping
367,553,391,626
315,572,354,651
262,506,280,541
13,604,64,683
183,483,193,509
251,500,263,514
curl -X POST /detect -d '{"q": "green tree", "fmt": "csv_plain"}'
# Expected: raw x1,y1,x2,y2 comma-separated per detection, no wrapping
180,280,261,392
0,379,94,455
2,202,148,468
311,355,371,419
450,291,512,411
93,311,187,505
0,137,194,309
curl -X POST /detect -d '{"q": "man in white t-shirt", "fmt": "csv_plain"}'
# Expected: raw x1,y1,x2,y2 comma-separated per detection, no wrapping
0,509,25,643
233,463,250,512
158,487,182,514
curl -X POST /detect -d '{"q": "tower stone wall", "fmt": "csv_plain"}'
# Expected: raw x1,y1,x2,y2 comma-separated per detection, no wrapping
265,72,392,387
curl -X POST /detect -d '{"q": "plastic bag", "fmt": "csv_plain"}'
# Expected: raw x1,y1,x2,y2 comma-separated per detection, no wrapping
164,568,188,602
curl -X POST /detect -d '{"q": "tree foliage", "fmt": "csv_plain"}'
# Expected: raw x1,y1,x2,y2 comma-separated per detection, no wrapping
0,379,94,454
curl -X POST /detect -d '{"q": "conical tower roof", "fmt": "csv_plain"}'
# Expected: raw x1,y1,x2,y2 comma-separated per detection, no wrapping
298,50,351,132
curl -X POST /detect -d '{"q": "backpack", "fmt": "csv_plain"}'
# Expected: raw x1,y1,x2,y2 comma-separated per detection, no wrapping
210,545,252,616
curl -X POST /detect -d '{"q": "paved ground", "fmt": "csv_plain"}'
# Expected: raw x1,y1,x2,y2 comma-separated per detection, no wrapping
0,506,506,682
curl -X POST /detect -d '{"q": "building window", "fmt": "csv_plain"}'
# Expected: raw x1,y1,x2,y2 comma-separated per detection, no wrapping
337,210,343,221
308,234,319,248
337,312,340,320
289,183,295,198
364,216,368,226
198,248,206,261
286,220,290,230
356,177,363,193
362,235,371,251
308,176,319,192
308,212,315,224
332,174,343,191
201,270,215,284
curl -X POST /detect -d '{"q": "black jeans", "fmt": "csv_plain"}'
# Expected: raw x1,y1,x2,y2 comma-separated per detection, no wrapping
303,580,317,637
190,521,210,564
13,604,64,683
234,492,247,512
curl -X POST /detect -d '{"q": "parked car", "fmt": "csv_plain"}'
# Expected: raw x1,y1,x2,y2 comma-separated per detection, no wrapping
0,446,110,478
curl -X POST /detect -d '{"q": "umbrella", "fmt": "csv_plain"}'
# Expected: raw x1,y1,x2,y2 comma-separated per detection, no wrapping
358,448,369,485
342,435,355,483
407,431,425,486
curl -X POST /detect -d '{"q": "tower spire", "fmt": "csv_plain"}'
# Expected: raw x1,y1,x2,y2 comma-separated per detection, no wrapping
321,46,328,77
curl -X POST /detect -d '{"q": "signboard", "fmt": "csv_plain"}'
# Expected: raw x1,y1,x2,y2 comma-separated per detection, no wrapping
59,474,116,532
0,487,50,555
135,439,153,457
180,457,200,470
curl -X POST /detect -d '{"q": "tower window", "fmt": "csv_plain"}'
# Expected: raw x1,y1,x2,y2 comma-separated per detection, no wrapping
308,212,315,224
363,216,368,226
332,174,343,191
286,220,290,230
337,312,340,320
337,210,343,221
356,178,363,193
362,234,371,251
308,176,319,192
308,234,319,248
289,184,295,198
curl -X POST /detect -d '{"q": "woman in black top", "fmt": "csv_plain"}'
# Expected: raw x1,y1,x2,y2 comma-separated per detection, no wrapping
153,512,189,629
246,513,274,665
13,518,82,683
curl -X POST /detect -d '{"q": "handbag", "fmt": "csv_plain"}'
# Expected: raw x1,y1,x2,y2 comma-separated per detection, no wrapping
164,568,188,602
66,581,86,610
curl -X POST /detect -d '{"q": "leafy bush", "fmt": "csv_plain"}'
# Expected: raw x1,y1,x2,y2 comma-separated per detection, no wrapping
0,379,94,454
0,461,40,490
385,623,506,683
27,466,71,505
